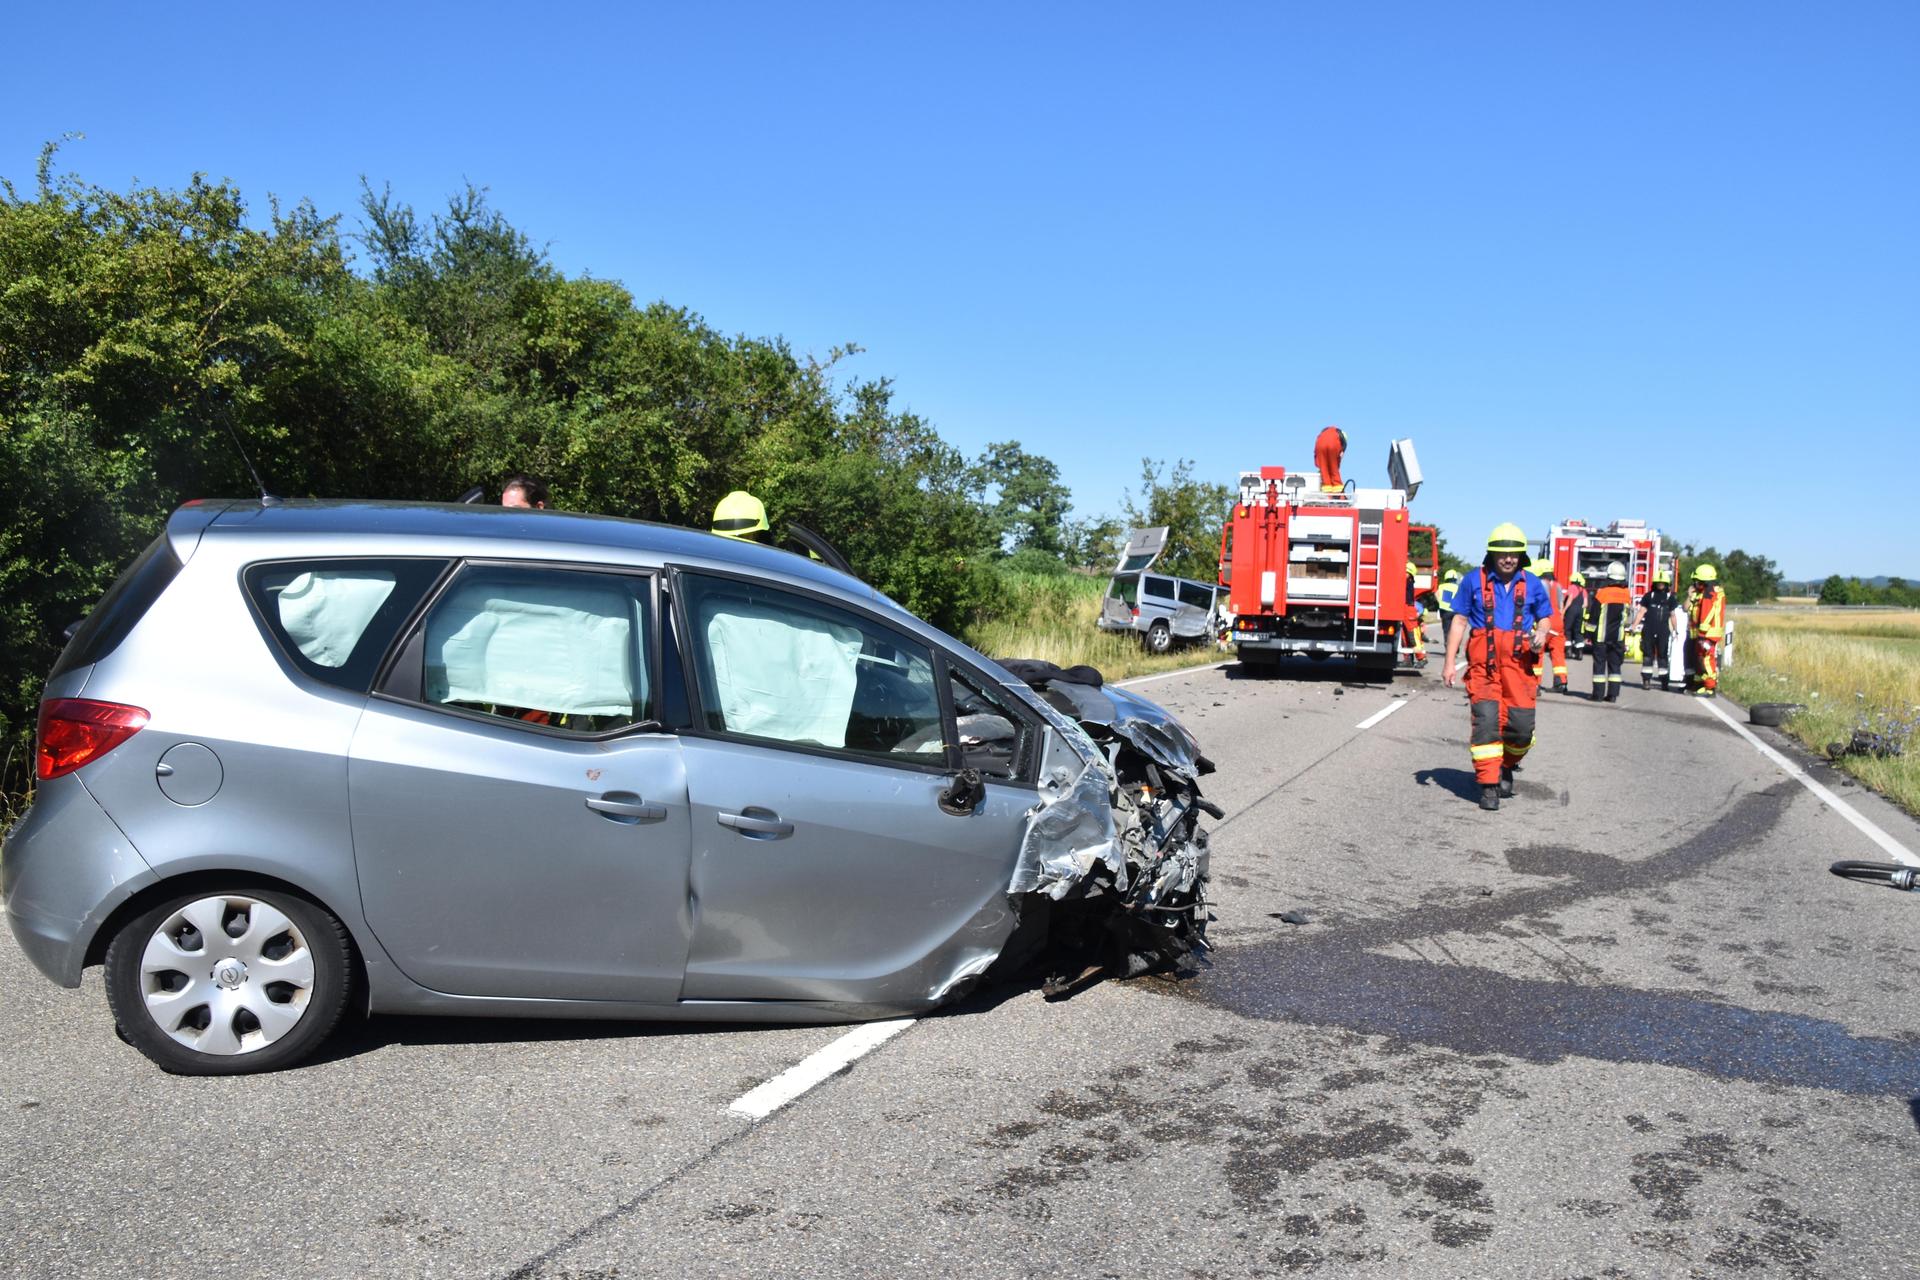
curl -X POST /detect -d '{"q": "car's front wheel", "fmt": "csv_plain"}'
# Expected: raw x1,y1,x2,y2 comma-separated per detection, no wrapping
104,889,353,1075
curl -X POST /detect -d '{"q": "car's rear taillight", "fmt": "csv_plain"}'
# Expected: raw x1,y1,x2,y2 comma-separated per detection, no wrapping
1130,607,1139,618
36,699,149,780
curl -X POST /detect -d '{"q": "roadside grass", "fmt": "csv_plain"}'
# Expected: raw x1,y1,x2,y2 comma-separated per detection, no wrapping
1721,608,1920,815
964,570,1228,682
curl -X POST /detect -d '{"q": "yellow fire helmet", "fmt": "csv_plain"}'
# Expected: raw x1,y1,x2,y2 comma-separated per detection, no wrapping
1442,568,1460,581
711,490,770,539
1691,563,1718,582
1529,557,1555,578
1486,522,1528,554
1406,559,1419,575
1653,572,1671,585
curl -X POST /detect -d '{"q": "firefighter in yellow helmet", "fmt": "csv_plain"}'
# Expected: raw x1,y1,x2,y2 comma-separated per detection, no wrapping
1584,561,1633,702
711,490,771,543
1443,523,1555,811
1435,567,1461,648
1530,557,1571,693
1403,560,1428,665
1687,563,1726,696
1634,571,1680,690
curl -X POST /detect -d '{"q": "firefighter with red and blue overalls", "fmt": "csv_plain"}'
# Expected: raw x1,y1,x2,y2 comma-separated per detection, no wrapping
1444,524,1555,811
1530,558,1571,693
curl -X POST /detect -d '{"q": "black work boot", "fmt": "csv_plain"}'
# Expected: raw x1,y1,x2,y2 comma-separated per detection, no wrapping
1608,684,1621,702
1553,677,1568,692
1479,785,1500,811
1498,766,1515,798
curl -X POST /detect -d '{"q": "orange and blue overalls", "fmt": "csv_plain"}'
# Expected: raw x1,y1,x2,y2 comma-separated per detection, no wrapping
1457,567,1553,785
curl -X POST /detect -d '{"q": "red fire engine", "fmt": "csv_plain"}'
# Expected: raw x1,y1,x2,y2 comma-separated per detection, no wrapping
1219,440,1425,676
1545,519,1674,597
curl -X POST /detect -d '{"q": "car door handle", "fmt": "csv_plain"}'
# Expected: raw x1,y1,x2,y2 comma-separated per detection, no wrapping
585,794,669,821
717,809,794,838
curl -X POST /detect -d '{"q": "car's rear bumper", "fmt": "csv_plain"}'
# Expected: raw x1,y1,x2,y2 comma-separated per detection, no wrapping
3,778,156,987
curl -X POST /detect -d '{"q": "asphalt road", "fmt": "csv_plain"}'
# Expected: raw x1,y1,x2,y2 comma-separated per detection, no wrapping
5,654,1920,1279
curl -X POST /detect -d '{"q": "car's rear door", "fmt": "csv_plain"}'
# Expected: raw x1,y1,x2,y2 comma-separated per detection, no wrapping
670,571,1036,1005
348,561,692,1002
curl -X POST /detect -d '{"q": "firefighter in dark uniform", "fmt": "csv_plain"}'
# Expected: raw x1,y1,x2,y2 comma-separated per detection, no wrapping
1584,561,1633,701
1634,572,1679,690
1443,523,1554,811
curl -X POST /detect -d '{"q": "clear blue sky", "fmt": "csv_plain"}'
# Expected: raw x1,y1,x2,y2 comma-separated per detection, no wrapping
6,3,1915,579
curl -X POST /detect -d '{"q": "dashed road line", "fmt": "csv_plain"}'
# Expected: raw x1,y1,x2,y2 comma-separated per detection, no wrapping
727,1018,917,1119
1698,696,1918,866
1355,699,1407,730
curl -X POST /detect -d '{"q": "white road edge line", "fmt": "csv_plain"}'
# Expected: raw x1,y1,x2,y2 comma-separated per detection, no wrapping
1355,700,1407,731
1115,660,1230,688
727,1018,917,1120
1698,696,1919,867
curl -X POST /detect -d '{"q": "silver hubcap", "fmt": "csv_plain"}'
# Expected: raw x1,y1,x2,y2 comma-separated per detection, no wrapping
140,897,315,1055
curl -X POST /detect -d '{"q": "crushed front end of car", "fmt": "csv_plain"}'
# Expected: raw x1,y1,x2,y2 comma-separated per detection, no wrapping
992,660,1216,996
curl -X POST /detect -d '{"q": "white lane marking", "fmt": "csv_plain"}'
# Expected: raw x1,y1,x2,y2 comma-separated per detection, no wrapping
1115,660,1229,688
727,1019,917,1120
1698,697,1918,866
1355,700,1408,730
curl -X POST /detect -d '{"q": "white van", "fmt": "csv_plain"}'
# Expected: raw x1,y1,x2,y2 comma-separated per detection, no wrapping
1097,527,1222,653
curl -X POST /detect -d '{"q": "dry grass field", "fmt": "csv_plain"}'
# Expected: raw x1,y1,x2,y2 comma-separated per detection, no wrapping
1721,608,1920,814
963,572,1227,682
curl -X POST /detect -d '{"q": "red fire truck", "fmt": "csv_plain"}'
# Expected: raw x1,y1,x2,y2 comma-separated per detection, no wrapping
1545,519,1674,597
1220,440,1426,676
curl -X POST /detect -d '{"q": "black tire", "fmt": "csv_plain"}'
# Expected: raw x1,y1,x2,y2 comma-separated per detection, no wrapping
104,887,354,1075
1749,702,1804,728
1144,621,1172,654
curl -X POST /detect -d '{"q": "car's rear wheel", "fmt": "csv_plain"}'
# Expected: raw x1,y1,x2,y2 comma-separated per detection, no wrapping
104,889,352,1075
1145,621,1173,654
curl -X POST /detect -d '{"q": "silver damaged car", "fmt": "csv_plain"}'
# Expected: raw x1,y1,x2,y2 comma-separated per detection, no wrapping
4,501,1212,1073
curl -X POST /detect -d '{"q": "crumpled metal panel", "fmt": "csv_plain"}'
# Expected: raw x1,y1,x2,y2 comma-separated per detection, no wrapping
1007,759,1125,899
993,674,1207,909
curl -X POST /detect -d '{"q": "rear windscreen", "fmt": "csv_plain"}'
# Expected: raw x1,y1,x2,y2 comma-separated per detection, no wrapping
48,535,182,681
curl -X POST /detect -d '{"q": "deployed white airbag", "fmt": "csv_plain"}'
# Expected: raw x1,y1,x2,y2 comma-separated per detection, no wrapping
427,579,640,716
700,600,862,746
276,570,397,668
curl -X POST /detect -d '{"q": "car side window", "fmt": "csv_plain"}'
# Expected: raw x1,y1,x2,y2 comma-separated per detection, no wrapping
418,565,653,734
680,573,943,765
1177,580,1214,610
245,559,448,694
947,671,1028,779
1144,576,1175,601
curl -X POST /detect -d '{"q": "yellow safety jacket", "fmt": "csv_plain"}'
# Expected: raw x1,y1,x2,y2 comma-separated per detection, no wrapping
1690,587,1725,640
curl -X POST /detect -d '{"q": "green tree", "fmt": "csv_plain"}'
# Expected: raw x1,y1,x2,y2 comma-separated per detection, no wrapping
1818,574,1852,605
1121,458,1231,583
978,440,1071,557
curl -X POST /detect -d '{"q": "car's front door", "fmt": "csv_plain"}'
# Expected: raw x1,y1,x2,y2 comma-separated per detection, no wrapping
348,562,692,1002
671,572,1036,1005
